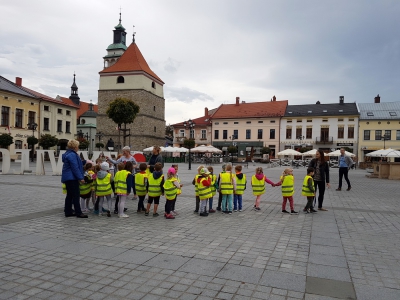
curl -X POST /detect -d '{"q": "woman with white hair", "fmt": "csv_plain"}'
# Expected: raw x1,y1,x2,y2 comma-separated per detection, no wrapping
61,139,88,218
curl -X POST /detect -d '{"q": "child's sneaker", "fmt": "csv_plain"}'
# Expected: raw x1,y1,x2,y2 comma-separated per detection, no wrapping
239,209,242,212
199,212,208,217
107,211,111,217
119,214,129,218
93,210,99,215
282,210,290,214
144,211,149,216
153,213,159,217
165,213,175,219
113,210,118,214
255,207,261,211
234,210,238,212
291,210,298,214
310,208,318,213
228,211,232,215
305,209,310,214
209,209,216,213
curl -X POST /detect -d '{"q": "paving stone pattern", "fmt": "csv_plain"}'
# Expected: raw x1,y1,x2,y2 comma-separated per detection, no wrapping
0,162,400,299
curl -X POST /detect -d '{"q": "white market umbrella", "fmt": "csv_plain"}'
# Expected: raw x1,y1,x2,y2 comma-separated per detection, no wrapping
175,147,188,153
142,146,165,152
366,148,400,158
302,149,318,156
327,150,355,157
163,146,176,153
191,145,222,153
277,149,302,156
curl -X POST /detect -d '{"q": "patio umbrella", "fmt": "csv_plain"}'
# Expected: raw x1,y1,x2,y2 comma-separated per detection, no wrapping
327,150,355,157
366,148,400,157
277,149,302,156
142,146,165,152
191,145,222,153
302,149,318,156
174,147,188,153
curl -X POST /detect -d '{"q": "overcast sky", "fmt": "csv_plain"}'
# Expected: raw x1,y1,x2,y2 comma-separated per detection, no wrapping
1,0,400,125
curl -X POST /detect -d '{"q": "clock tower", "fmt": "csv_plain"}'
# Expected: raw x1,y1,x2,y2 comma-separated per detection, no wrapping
103,13,127,69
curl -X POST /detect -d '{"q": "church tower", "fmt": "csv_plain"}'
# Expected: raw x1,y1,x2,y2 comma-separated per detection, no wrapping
103,13,128,69
69,73,80,105
97,18,165,151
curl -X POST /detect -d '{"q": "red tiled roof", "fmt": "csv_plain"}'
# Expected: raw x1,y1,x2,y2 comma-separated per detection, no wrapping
59,97,98,118
99,42,164,84
19,86,79,108
212,100,288,119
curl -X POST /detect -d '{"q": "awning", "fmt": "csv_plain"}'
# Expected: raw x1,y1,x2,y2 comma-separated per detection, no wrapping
246,147,252,151
222,147,228,151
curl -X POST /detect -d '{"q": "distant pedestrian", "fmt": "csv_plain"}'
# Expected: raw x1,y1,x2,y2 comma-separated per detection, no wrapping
302,167,316,214
336,148,354,191
251,166,275,211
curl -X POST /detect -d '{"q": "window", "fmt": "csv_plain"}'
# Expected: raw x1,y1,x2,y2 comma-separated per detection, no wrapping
15,140,22,149
15,109,23,128
201,130,206,139
322,119,328,122
153,106,156,111
117,76,124,83
223,130,228,140
339,110,343,113
66,110,71,116
287,119,292,123
270,129,275,139
154,126,157,132
349,118,354,121
338,118,344,122
270,120,275,123
246,129,251,139
297,119,302,123
223,122,228,124
389,112,397,116
286,128,292,139
214,122,219,125
367,112,374,116
396,130,400,140
348,127,354,139
296,128,302,138
375,130,382,140
57,120,62,132
1,106,10,126
179,129,185,137
233,130,238,139
234,122,239,124
257,129,263,139
57,108,62,114
307,111,312,113
364,130,370,140
190,129,194,139
338,127,344,139
214,130,219,139
307,119,312,123
384,130,391,140
28,111,35,125
323,110,327,113
151,81,156,89
44,105,49,111
44,118,49,131
246,121,251,124
258,121,263,123
306,128,312,139
66,121,70,133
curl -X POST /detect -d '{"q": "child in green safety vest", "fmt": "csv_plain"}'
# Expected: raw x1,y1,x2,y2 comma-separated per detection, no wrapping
95,162,113,217
274,168,298,214
80,161,94,213
135,163,148,213
234,165,246,212
192,165,205,213
302,167,316,214
219,164,236,214
171,164,183,215
207,166,217,213
163,167,180,219
114,162,134,218
197,168,212,216
145,162,164,217
251,167,275,211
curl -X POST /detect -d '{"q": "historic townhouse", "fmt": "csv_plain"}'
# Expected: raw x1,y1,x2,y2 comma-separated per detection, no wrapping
357,95,400,162
211,96,288,159
280,97,359,155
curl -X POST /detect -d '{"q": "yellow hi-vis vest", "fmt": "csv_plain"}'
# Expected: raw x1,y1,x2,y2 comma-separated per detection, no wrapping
210,174,217,196
235,174,246,195
252,175,265,195
164,178,178,200
96,173,112,196
220,172,234,195
176,176,182,195
148,174,164,197
280,175,294,197
302,175,315,196
80,182,92,196
62,183,67,194
135,172,148,196
198,177,212,200
194,174,201,196
114,170,131,194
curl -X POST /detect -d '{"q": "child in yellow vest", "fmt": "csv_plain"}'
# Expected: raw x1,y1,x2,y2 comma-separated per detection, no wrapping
171,164,183,215
197,168,212,216
219,164,236,214
234,165,246,212
114,162,134,218
251,167,275,211
302,167,316,214
135,163,148,213
216,163,226,211
207,166,217,213
164,167,180,219
192,165,205,213
80,162,94,213
275,168,298,214
145,162,164,217
95,162,113,217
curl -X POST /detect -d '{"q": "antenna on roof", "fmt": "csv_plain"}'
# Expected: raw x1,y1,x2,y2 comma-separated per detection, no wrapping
132,25,136,43
119,7,122,24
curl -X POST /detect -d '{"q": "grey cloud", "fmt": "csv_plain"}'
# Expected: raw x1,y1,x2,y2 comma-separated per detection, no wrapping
164,57,181,73
165,87,214,103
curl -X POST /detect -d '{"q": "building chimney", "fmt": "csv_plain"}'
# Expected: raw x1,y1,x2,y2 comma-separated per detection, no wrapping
339,96,344,104
374,94,380,103
15,77,22,86
236,97,240,106
205,107,209,116
273,95,276,101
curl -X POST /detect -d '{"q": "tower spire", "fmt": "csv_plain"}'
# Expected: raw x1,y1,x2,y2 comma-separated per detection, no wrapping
132,25,136,43
119,7,122,24
69,73,80,105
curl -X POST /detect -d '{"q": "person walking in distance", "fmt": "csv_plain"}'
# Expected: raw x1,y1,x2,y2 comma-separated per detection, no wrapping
336,148,354,191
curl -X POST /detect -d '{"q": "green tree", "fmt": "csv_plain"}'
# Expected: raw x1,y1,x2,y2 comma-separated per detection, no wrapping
227,146,237,154
38,134,59,149
165,124,173,136
95,142,104,150
77,138,90,150
106,98,140,147
27,136,39,146
0,133,13,148
261,147,271,155
183,138,195,149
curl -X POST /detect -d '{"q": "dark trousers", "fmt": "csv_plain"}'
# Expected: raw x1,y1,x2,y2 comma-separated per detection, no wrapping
64,180,82,216
165,199,175,214
195,196,200,211
217,192,222,209
305,197,314,210
114,195,119,212
338,167,351,189
314,180,326,209
138,195,146,211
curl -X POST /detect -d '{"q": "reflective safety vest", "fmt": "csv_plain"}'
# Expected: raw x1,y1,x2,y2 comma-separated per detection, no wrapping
235,174,246,195
280,175,294,197
220,172,234,195
135,172,148,196
198,177,212,200
96,173,112,196
148,174,164,197
80,182,92,196
164,178,178,200
62,183,67,195
194,174,201,196
210,174,217,196
252,175,265,195
176,176,182,195
114,170,131,194
302,175,315,196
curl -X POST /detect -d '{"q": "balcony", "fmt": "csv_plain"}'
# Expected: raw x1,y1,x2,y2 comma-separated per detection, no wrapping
315,136,333,144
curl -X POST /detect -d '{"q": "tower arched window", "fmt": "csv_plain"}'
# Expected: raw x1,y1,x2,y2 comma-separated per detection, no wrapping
117,76,125,83
151,81,156,89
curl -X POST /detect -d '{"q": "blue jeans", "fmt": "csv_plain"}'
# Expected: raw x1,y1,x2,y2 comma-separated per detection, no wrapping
221,194,233,212
209,196,214,209
233,194,242,210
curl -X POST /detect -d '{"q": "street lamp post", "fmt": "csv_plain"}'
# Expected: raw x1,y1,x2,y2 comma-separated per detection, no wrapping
229,135,237,160
297,135,305,146
95,131,104,150
27,122,38,162
382,135,389,149
183,119,195,170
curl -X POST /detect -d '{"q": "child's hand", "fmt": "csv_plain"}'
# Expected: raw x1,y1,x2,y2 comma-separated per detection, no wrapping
180,184,183,187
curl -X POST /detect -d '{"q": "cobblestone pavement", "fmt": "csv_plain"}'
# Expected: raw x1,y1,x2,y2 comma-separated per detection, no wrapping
1,162,400,299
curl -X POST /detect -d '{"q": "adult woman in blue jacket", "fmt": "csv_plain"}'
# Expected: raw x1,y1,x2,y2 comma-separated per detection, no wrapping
61,140,88,218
